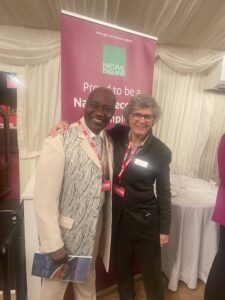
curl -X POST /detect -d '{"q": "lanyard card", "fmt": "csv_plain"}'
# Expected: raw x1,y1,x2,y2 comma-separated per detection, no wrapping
101,180,111,192
113,185,125,198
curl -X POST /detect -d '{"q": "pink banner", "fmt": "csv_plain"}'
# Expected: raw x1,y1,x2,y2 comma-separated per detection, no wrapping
61,11,157,124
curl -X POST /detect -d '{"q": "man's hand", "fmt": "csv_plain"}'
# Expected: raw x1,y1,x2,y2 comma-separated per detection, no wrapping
49,246,68,265
49,121,70,137
160,234,169,247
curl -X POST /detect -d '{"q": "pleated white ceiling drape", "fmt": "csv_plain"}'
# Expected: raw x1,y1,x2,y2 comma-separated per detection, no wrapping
153,56,225,181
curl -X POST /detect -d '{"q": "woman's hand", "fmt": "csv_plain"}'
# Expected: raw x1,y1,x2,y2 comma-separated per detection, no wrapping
49,121,70,137
160,234,169,247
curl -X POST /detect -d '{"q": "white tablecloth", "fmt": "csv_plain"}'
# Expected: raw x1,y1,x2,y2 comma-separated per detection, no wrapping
162,176,219,291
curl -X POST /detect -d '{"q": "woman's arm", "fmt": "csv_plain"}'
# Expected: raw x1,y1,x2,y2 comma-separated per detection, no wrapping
49,121,70,136
156,149,172,237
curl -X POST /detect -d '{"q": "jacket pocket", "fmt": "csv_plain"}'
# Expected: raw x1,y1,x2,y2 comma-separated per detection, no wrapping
58,215,74,229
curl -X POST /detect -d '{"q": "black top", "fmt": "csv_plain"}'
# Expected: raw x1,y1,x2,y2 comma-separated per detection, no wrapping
108,124,171,240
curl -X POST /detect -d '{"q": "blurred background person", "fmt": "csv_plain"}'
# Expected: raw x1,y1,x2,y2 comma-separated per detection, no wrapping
204,133,225,300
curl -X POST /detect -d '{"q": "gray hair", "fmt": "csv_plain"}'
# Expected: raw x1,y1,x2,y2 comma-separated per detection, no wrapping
123,95,161,124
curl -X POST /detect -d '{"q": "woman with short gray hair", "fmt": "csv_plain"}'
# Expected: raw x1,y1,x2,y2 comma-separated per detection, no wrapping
123,95,161,124
109,94,171,300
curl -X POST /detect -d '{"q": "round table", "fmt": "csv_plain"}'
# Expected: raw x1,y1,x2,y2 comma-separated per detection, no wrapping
162,176,219,291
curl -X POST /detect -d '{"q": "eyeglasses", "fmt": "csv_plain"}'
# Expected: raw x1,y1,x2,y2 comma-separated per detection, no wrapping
131,112,154,121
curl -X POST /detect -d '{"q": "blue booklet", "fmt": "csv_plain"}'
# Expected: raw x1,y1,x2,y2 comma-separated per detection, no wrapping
31,252,92,282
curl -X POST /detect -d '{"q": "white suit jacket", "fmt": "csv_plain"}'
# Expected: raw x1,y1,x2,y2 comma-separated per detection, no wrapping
34,118,113,271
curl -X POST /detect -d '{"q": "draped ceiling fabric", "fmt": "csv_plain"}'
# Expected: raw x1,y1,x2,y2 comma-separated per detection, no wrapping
0,0,225,191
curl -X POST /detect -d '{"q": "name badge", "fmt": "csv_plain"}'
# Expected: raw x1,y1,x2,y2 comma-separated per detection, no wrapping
101,180,111,192
134,158,148,168
113,185,125,198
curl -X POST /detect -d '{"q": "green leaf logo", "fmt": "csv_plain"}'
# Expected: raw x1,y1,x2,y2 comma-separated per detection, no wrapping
103,45,126,77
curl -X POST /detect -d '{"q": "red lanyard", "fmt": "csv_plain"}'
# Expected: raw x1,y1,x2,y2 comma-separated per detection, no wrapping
78,120,110,178
117,141,138,185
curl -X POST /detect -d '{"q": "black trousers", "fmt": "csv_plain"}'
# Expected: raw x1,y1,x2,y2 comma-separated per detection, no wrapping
113,231,165,300
204,225,225,300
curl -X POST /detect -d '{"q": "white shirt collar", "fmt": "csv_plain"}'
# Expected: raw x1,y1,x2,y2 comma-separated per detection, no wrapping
128,130,150,147
81,117,104,138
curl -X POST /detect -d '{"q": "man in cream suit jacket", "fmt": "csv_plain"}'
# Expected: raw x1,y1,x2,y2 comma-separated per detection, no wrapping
34,87,116,300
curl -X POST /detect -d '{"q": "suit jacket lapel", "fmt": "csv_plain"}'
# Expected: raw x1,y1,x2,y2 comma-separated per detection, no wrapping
105,132,113,181
138,131,153,154
78,118,113,173
78,128,101,169
80,138,101,168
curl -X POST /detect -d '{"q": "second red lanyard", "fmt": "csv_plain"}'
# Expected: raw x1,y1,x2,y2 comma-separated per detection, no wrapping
117,141,138,185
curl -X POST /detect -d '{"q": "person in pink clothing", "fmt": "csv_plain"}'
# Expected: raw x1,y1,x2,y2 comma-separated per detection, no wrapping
204,134,225,300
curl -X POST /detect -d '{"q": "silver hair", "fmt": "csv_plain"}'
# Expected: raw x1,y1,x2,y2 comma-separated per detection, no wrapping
123,95,161,124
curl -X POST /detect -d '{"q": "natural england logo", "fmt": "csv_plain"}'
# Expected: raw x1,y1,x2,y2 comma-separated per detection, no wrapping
103,45,126,76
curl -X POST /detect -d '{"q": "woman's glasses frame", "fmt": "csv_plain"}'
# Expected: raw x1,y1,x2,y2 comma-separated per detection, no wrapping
131,112,154,121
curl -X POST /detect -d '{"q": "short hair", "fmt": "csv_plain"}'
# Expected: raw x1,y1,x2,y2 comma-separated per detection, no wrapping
87,87,116,103
123,95,161,124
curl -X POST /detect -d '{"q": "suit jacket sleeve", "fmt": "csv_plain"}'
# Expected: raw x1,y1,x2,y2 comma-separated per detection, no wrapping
218,134,225,186
34,135,65,252
156,149,172,234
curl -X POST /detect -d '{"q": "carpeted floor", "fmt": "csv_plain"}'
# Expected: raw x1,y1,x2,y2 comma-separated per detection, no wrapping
0,279,205,300
98,279,205,300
